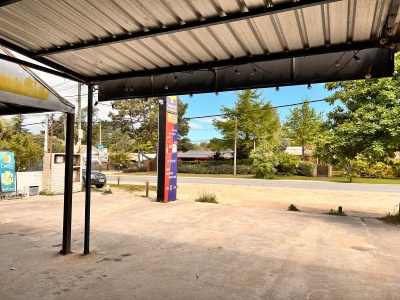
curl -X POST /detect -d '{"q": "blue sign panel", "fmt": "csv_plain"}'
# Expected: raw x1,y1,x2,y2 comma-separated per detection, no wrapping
0,151,16,193
157,96,178,202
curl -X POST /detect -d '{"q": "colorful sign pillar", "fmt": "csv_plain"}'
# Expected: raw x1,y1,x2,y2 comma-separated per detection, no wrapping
0,151,16,193
157,96,178,202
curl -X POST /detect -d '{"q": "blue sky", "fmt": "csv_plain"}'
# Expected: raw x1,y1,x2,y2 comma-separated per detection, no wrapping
180,83,334,143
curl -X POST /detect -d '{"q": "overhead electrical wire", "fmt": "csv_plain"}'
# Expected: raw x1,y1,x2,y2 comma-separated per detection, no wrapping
185,98,327,120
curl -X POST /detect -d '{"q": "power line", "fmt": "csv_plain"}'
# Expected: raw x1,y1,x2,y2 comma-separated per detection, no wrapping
185,99,326,120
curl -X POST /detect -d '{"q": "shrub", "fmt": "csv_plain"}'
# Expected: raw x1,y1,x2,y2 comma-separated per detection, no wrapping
195,190,218,203
177,161,251,174
353,158,397,179
122,165,147,173
276,153,299,175
296,161,314,177
389,160,400,178
237,158,254,166
250,155,277,179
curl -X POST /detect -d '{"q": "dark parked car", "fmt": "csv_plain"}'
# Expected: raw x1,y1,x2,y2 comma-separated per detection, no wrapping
82,169,107,188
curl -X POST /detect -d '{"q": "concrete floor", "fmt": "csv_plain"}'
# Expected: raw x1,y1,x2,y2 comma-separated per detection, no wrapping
1,191,400,300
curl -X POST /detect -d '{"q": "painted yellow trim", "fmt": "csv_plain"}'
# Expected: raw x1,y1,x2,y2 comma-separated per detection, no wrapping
0,73,50,100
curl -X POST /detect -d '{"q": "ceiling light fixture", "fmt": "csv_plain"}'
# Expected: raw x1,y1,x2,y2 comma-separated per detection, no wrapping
307,83,312,90
275,86,280,92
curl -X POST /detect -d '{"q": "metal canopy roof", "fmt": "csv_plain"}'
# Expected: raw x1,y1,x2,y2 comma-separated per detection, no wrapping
0,0,399,100
0,46,74,115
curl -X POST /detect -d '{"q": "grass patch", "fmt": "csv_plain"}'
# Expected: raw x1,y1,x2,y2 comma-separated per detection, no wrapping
111,171,400,184
178,173,253,179
179,173,400,184
39,190,54,196
326,208,347,216
273,175,400,184
109,183,156,193
287,204,300,211
377,213,400,225
195,190,218,204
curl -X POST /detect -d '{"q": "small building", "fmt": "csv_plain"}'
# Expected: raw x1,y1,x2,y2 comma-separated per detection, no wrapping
42,153,82,194
284,146,313,161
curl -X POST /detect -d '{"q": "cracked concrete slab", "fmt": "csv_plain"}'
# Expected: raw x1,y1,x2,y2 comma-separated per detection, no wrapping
1,190,400,299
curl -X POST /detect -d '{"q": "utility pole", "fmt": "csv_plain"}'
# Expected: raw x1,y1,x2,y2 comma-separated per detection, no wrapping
77,82,82,150
99,121,102,172
44,114,48,152
234,118,237,176
49,114,54,169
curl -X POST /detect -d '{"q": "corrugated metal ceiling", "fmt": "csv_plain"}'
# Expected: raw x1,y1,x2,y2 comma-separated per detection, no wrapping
0,0,398,82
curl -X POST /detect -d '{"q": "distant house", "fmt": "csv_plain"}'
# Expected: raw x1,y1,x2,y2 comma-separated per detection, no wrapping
79,145,108,163
284,146,313,161
128,153,156,162
178,150,232,161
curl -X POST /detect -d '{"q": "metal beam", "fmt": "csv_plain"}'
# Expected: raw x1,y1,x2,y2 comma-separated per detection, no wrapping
0,37,88,82
0,53,86,82
93,41,381,82
34,0,340,57
61,113,74,255
84,84,94,255
0,0,20,7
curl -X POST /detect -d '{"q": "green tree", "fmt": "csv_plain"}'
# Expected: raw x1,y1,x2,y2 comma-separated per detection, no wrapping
283,98,323,160
106,129,133,153
10,115,29,135
213,89,280,158
109,97,189,159
0,133,43,171
314,53,400,181
0,118,42,171
109,151,130,169
32,134,65,153
178,137,195,152
250,140,278,179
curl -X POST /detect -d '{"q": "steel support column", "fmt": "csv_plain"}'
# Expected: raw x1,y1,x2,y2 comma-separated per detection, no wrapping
61,112,74,254
84,84,93,255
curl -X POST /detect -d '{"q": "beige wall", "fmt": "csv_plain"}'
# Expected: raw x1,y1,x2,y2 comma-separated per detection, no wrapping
42,153,81,194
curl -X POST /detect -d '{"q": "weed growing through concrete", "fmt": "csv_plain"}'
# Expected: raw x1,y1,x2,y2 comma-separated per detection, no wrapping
287,204,300,211
326,209,347,216
377,213,400,225
110,183,156,194
195,190,218,204
39,190,54,196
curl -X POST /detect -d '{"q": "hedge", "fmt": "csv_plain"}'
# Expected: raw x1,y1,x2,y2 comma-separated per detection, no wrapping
178,161,251,174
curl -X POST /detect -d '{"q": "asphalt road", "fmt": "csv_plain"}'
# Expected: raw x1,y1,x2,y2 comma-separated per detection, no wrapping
107,174,400,193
